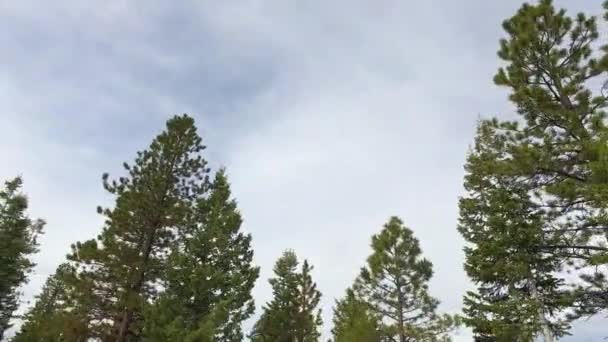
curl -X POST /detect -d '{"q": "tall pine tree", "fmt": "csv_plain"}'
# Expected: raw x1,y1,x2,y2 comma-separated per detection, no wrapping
458,0,608,337
251,250,322,342
0,177,44,339
355,217,456,342
494,0,608,317
67,114,210,341
142,169,259,341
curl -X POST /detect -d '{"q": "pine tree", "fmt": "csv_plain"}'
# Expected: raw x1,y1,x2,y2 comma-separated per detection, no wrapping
251,250,322,342
495,0,608,317
0,177,44,339
331,288,382,342
295,259,323,342
458,0,608,333
459,122,571,341
12,264,90,342
142,169,259,341
67,114,210,341
251,250,300,342
355,217,456,342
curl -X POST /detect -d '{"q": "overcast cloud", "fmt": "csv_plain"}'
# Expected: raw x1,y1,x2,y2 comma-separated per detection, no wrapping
0,1,605,340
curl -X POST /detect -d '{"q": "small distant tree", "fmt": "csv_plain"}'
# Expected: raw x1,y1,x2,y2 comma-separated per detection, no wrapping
251,250,322,342
356,217,457,342
0,177,44,339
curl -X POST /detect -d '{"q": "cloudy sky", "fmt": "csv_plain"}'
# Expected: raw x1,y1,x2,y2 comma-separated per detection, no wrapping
0,0,605,340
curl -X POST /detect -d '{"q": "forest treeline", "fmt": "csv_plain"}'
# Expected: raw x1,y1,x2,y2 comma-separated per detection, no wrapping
2,0,608,341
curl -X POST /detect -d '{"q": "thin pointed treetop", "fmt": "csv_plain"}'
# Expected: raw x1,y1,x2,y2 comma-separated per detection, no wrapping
295,259,323,342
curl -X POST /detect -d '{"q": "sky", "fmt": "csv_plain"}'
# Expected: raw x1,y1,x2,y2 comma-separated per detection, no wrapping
0,0,606,341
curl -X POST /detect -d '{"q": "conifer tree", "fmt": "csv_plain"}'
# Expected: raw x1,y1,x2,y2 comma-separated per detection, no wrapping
494,0,608,315
251,250,300,342
331,288,382,342
355,217,456,342
458,0,608,335
12,264,90,342
295,259,323,342
0,177,44,339
459,122,571,341
251,250,322,342
67,114,210,341
142,169,259,341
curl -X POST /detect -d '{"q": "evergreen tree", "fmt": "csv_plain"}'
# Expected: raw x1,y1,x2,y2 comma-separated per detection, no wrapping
251,250,300,342
142,169,259,341
458,0,608,335
331,288,382,342
12,264,90,342
459,122,571,341
355,217,456,342
0,177,44,339
67,114,210,341
295,259,323,342
495,0,608,317
251,250,322,342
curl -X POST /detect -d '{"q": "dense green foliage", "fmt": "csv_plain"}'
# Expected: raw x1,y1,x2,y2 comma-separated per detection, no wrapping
251,250,322,342
459,0,608,340
0,177,44,339
331,288,382,342
142,170,259,341
459,123,570,341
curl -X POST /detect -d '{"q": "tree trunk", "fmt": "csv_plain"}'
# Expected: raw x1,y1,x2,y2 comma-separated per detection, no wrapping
116,226,157,342
395,279,406,342
528,278,554,342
